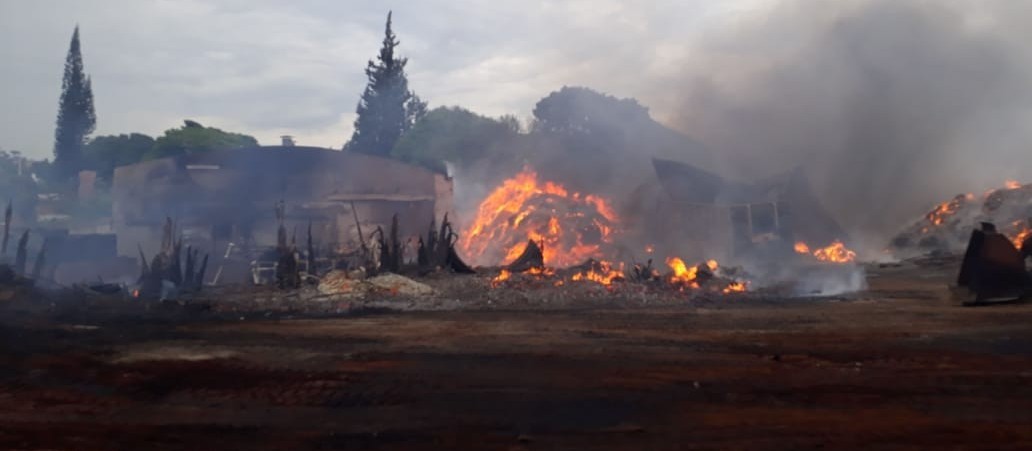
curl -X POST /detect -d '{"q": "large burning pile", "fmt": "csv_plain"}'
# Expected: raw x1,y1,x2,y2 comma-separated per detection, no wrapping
460,167,619,268
460,167,755,295
891,180,1032,254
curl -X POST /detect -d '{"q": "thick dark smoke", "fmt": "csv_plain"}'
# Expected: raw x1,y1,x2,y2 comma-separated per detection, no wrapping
672,0,1032,247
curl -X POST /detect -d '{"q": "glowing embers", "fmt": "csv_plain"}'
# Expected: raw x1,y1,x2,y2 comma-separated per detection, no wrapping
460,167,619,268
927,194,974,227
795,240,857,263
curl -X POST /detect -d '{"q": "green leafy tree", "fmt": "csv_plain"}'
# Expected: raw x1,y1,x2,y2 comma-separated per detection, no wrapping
532,86,650,137
147,120,258,160
53,26,96,181
83,133,155,180
392,107,520,170
344,11,427,157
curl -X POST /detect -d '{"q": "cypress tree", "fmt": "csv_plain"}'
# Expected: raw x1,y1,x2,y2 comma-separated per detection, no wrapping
53,26,96,181
344,11,427,157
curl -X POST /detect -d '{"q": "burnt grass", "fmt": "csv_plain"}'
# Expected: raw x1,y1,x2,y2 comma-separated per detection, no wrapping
1,260,1032,450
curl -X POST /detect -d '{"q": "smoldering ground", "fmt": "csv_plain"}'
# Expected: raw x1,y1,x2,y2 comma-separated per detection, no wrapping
671,0,1032,248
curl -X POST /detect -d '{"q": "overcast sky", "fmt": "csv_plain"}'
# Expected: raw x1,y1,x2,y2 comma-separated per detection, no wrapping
0,0,764,158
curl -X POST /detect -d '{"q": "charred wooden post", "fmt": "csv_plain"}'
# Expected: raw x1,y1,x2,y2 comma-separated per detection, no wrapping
30,238,47,281
274,201,300,289
445,245,476,274
442,220,475,274
415,214,475,274
134,217,210,297
417,237,429,268
507,240,545,273
632,259,658,282
276,250,300,289
306,221,315,276
195,254,208,287
349,201,371,264
168,238,183,286
371,215,403,273
183,246,195,289
1,200,11,256
390,214,401,270
14,230,28,275
137,244,150,281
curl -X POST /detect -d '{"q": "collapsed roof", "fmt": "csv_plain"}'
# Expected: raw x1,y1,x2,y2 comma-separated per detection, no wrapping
652,158,848,246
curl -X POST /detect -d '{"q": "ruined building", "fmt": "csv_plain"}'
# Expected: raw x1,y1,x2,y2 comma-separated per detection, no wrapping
112,146,453,281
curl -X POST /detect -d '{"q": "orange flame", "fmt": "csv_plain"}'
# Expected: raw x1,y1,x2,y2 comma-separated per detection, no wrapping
666,257,701,289
796,240,857,263
1008,219,1032,249
570,261,624,286
926,195,970,226
723,281,748,294
813,241,856,263
461,167,619,267
1006,180,1022,190
491,270,511,286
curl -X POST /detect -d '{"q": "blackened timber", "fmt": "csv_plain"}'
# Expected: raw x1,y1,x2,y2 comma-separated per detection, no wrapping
30,238,46,281
195,254,208,287
507,240,544,273
1,200,10,256
14,230,28,275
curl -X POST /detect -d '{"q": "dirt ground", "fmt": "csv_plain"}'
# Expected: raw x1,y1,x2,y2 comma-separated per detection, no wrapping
2,260,1032,450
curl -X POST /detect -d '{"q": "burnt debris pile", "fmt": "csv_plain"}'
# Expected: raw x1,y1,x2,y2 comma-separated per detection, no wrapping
891,181,1032,256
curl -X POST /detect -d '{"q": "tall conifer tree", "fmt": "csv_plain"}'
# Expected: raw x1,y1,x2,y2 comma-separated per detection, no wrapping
54,26,96,180
345,12,427,156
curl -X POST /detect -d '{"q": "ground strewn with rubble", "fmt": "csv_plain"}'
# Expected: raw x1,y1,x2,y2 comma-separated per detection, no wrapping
2,260,1032,450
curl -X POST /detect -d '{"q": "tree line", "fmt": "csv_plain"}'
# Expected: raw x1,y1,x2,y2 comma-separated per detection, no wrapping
43,12,688,187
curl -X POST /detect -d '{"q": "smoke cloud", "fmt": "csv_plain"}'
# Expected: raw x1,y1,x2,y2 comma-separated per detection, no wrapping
670,0,1032,245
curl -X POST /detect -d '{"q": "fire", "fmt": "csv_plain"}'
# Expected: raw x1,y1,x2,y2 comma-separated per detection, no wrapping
1007,219,1032,249
813,241,856,263
1006,180,1022,190
668,258,718,288
1013,228,1031,249
571,261,625,286
461,167,619,267
666,257,748,293
666,257,700,288
526,266,556,277
795,240,857,263
491,270,511,286
723,281,747,294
